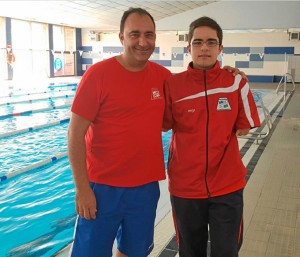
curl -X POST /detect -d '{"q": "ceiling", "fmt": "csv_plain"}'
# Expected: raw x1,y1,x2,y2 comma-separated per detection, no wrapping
0,1,216,31
0,1,300,32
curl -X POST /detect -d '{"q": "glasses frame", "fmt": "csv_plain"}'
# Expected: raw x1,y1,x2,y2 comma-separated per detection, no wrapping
191,39,220,48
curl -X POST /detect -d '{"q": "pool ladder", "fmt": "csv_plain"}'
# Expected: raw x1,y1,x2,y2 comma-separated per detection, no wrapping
275,73,296,101
239,91,273,143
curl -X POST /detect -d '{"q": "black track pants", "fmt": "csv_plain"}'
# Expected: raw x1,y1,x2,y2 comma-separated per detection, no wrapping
171,189,244,257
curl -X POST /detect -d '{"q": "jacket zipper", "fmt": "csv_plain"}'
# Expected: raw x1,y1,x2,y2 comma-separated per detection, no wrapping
203,70,211,198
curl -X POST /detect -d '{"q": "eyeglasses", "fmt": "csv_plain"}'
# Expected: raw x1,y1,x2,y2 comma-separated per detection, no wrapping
191,39,220,47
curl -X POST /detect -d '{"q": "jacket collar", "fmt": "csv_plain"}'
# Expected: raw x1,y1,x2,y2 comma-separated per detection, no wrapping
187,61,221,82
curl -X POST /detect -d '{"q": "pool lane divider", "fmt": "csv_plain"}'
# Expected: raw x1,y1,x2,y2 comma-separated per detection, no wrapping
0,117,70,138
0,152,68,182
0,103,72,120
0,83,77,99
48,82,78,89
0,93,74,106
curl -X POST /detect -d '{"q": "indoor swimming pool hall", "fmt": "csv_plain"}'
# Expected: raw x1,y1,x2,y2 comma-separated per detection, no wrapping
1,1,300,257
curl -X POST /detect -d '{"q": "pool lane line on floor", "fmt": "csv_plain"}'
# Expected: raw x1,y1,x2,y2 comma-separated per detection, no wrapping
0,152,68,183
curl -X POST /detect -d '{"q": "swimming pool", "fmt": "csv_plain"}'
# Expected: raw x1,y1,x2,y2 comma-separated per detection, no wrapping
0,83,172,257
0,84,76,256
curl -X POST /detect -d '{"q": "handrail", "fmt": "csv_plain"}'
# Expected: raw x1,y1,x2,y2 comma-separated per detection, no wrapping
238,91,273,143
276,73,295,101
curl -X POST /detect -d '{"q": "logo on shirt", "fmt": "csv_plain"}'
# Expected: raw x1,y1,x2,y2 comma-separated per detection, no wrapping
151,88,163,100
217,98,231,111
188,109,195,113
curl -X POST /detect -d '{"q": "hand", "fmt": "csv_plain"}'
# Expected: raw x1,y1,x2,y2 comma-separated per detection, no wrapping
236,128,250,136
76,186,97,220
223,65,247,80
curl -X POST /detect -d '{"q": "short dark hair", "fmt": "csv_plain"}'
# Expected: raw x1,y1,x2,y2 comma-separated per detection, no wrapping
120,7,156,33
188,16,223,45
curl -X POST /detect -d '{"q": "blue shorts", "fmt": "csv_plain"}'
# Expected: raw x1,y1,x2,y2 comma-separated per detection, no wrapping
70,181,160,257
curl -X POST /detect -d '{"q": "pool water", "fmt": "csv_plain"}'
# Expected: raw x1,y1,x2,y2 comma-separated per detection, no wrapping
0,158,75,257
0,123,69,177
0,107,71,134
0,85,80,257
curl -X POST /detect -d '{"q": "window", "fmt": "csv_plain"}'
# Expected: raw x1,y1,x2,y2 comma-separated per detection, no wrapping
53,25,75,76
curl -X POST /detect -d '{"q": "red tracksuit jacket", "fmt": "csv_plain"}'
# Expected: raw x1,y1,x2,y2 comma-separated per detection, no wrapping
163,61,261,198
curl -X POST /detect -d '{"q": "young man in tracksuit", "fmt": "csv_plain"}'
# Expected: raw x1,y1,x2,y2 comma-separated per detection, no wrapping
163,16,261,257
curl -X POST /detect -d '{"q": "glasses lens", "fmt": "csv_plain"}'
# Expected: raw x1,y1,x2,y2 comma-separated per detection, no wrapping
192,40,202,47
206,40,219,47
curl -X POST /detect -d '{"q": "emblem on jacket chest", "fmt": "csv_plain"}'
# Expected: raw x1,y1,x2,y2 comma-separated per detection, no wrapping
217,98,231,111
